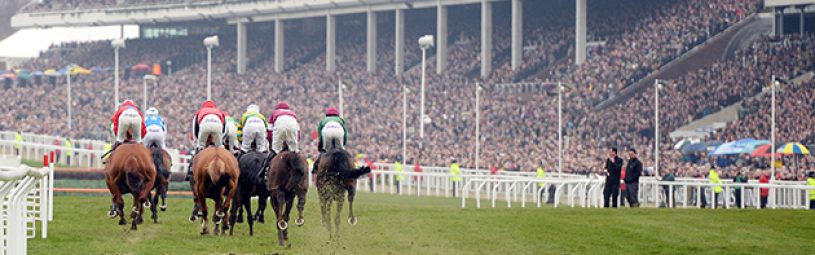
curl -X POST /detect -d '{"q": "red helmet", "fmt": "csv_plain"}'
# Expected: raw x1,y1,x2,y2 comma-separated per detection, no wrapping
201,100,216,108
121,100,136,107
325,107,340,116
275,102,289,110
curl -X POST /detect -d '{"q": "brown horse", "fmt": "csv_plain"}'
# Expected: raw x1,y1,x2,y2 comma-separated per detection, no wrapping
316,148,370,240
104,143,157,231
147,146,171,223
191,147,239,235
266,151,308,247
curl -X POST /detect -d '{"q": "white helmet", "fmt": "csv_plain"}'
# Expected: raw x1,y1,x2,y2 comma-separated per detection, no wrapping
146,107,159,115
246,104,260,114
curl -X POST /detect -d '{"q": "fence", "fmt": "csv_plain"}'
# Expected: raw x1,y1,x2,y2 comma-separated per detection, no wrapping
0,154,54,255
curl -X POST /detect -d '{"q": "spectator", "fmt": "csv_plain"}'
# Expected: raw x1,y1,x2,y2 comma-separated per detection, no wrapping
708,165,723,209
661,169,676,208
759,171,770,208
624,148,642,208
733,171,749,208
603,148,623,208
450,159,461,197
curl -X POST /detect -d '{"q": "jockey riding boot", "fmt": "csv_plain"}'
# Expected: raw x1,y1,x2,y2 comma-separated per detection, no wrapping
185,148,199,181
311,154,321,174
101,141,122,164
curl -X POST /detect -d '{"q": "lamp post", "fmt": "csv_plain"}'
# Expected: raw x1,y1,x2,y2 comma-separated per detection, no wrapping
418,35,434,149
654,79,663,177
403,85,408,165
557,82,563,175
143,75,156,110
475,83,482,172
67,70,72,130
771,75,777,181
111,39,126,108
203,36,220,100
338,80,346,117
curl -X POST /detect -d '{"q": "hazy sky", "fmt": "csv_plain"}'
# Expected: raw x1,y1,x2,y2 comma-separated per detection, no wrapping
0,25,139,58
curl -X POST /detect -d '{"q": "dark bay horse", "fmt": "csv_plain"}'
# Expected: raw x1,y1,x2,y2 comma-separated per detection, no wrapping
191,147,239,235
147,146,171,223
229,150,270,236
316,148,371,240
266,150,308,246
104,143,157,231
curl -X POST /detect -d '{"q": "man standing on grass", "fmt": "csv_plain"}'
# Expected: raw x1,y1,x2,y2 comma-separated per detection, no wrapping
759,171,769,208
603,148,623,208
807,171,815,210
733,171,748,208
624,148,642,208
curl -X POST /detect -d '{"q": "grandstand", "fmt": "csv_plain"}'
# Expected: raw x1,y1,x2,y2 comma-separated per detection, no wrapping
1,0,814,180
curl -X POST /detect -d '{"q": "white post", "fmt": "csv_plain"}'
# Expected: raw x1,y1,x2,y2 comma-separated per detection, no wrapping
655,79,660,177
771,75,776,181
143,77,148,110
338,80,343,116
557,82,562,174
114,48,120,108
476,83,481,171
420,47,427,146
207,47,212,100
402,85,407,165
67,72,72,130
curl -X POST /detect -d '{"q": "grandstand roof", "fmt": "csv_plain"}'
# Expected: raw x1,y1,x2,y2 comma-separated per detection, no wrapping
11,0,507,29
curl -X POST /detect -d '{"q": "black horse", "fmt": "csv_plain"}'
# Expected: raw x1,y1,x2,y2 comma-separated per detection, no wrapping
316,147,371,241
147,146,171,223
229,150,271,236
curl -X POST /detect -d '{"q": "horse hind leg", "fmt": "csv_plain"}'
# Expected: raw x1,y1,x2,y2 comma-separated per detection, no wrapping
347,185,357,225
150,191,159,223
283,197,294,242
295,191,306,226
334,197,344,240
242,194,254,236
130,194,141,230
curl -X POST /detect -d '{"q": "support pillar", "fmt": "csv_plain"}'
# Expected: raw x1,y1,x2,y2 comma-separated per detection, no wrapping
395,9,405,76
437,5,448,74
236,21,247,74
275,19,285,73
511,0,523,70
800,6,805,35
481,0,492,78
575,0,587,65
367,11,378,73
326,14,336,72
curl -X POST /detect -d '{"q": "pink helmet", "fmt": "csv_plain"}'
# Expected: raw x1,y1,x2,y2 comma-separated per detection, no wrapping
325,107,340,116
275,102,289,110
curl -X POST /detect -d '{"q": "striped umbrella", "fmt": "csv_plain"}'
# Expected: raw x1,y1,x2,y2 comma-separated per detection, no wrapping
776,143,810,155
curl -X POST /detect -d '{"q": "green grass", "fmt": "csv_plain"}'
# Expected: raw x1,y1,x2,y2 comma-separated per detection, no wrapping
30,192,815,255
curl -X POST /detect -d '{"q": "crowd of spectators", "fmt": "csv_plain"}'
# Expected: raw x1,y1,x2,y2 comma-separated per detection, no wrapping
8,0,812,181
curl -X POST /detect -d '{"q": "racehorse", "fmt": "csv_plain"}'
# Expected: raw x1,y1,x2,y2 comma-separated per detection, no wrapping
229,150,270,236
104,143,157,231
316,147,371,240
190,147,239,235
147,145,171,223
266,149,308,246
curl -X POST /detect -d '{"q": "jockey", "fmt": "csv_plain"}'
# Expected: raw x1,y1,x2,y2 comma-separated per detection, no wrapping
186,100,226,181
313,106,347,173
191,100,226,151
223,112,240,154
142,107,167,149
238,104,268,154
267,102,300,159
110,100,146,149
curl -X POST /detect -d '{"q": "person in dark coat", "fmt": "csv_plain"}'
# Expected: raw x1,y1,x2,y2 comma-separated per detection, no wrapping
603,148,624,208
625,148,643,208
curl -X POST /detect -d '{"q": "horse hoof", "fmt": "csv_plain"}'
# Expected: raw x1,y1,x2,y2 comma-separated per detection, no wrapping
295,218,304,226
143,201,151,209
189,215,198,223
119,219,127,225
278,221,288,230
348,217,357,225
107,210,118,218
236,217,244,223
216,211,225,218
160,205,167,211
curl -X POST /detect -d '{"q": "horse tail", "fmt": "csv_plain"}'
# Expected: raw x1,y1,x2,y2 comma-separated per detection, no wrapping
284,152,305,187
124,156,145,192
151,148,168,177
208,157,225,184
348,166,371,179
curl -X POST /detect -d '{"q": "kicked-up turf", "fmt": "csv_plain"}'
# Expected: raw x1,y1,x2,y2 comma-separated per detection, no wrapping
28,191,815,255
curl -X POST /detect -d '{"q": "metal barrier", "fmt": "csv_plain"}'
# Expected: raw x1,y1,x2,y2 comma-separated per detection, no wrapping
0,154,53,255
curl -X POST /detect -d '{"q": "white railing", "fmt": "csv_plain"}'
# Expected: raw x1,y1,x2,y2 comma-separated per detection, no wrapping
0,156,53,255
